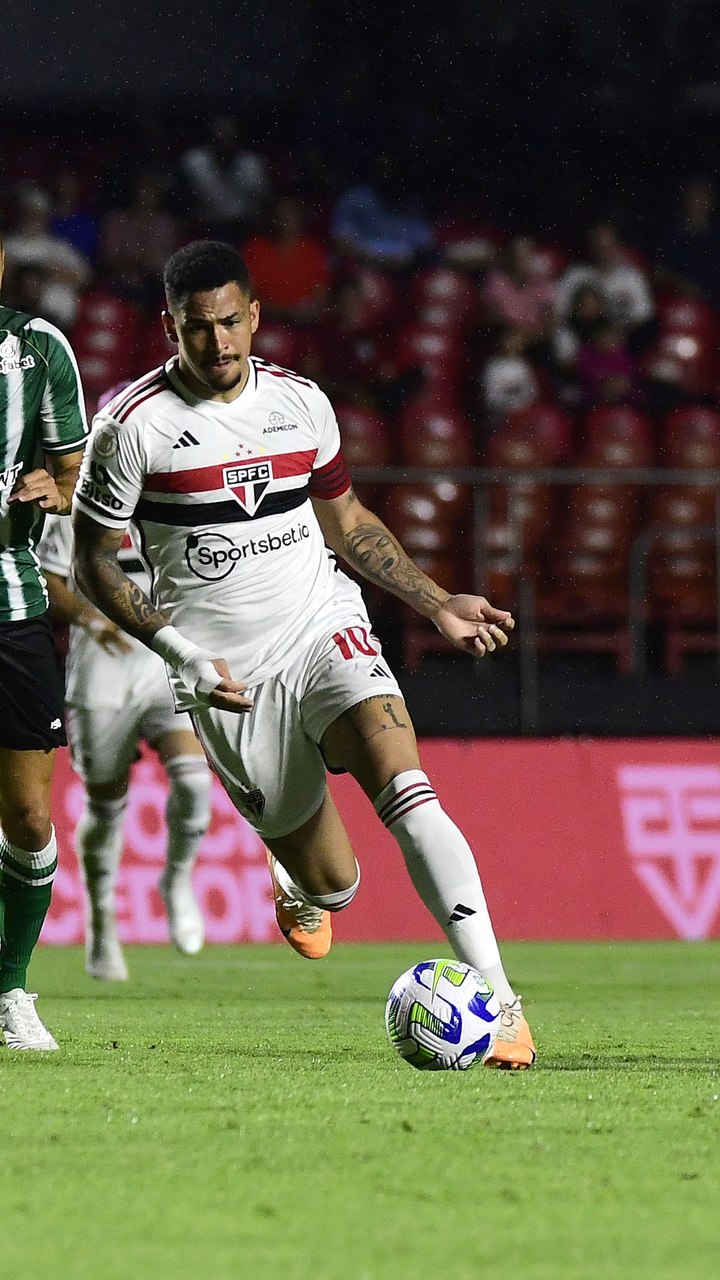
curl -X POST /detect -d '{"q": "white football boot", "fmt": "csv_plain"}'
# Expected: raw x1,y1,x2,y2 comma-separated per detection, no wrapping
0,989,59,1051
159,869,205,955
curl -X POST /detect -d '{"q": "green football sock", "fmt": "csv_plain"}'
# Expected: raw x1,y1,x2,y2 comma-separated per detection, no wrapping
0,830,57,994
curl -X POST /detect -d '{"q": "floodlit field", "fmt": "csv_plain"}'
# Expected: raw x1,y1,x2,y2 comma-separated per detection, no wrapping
2,942,719,1280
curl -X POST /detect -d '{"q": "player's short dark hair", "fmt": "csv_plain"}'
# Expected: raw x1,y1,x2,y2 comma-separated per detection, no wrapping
163,240,252,309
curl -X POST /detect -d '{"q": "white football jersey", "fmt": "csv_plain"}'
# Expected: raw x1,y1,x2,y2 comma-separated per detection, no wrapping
38,513,171,710
72,356,367,706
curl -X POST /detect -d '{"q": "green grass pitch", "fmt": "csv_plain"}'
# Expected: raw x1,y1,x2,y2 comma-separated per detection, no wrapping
2,941,719,1280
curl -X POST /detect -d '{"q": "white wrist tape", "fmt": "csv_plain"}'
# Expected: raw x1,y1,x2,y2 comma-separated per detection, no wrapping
150,625,222,700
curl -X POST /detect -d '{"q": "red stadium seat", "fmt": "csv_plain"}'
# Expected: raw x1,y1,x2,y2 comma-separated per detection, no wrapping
643,332,716,398
656,295,717,339
251,323,301,368
71,292,142,395
502,403,575,464
650,549,717,674
647,478,719,672
398,404,473,467
354,268,400,327
142,318,174,370
383,487,470,669
397,551,464,670
534,543,634,672
649,485,716,528
580,406,655,467
660,405,720,467
335,404,393,467
569,483,640,542
393,326,464,402
489,479,555,551
411,268,475,331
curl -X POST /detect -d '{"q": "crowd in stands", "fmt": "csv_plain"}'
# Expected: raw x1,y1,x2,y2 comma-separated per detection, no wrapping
3,111,720,672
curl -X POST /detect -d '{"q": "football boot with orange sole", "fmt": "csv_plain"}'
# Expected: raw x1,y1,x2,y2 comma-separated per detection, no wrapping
485,997,536,1069
266,851,332,960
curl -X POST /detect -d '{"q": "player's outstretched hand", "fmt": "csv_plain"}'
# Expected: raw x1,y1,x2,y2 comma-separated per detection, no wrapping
8,468,67,512
205,658,254,714
431,594,515,657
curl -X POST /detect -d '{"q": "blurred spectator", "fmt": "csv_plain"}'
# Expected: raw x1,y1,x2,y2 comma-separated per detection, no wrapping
99,170,180,304
2,261,48,317
481,326,540,422
331,154,434,270
552,282,608,367
51,167,99,262
482,235,557,344
576,320,640,406
177,115,271,237
655,178,720,304
556,222,655,346
243,195,330,323
3,185,90,328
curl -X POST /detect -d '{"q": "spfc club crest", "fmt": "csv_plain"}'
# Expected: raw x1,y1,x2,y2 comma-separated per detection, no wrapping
617,764,720,939
223,460,272,516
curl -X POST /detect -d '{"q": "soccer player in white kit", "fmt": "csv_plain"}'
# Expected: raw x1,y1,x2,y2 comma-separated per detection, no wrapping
71,241,535,1067
38,513,212,980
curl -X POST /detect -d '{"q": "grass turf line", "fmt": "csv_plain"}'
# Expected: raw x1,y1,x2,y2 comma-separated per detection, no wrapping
1,941,718,1280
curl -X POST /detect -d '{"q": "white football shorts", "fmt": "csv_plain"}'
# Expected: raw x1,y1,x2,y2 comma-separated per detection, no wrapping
66,661,196,786
191,620,402,839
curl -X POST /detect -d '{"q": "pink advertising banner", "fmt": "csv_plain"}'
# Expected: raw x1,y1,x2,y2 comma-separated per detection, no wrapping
43,739,720,945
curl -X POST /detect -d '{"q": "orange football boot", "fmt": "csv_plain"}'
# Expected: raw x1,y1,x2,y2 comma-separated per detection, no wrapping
266,851,332,960
485,997,536,1069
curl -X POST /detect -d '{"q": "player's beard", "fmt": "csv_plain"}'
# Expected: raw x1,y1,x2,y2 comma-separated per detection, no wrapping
202,357,247,393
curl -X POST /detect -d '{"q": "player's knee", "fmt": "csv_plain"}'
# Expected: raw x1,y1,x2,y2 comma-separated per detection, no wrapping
1,797,52,851
165,754,212,834
303,859,361,912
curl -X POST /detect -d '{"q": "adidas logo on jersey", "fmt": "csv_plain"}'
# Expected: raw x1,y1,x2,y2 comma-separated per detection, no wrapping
173,430,200,449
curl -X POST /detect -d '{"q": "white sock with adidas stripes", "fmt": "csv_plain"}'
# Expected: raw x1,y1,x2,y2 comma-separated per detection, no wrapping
373,769,516,1005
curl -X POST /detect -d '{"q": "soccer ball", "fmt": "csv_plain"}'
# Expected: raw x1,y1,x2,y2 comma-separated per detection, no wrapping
385,958,501,1071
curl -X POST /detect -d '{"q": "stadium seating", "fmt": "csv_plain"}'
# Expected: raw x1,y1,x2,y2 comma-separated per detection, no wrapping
398,403,473,467
71,292,142,406
502,402,575,464
353,267,400,328
580,405,655,467
645,405,720,669
410,267,476,331
660,404,720,466
530,408,649,670
335,402,393,509
643,333,716,399
382,484,467,668
251,322,302,368
393,326,465,406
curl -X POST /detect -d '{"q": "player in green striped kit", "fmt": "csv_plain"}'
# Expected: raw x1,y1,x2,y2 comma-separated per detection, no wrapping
0,238,88,1049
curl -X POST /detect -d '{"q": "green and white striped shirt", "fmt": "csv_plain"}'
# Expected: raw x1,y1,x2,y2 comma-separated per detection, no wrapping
0,306,88,621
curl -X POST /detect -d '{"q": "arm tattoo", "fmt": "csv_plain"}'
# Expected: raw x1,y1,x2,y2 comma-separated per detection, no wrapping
343,521,448,617
73,519,169,645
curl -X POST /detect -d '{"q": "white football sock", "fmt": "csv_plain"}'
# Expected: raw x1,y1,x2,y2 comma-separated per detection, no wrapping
374,769,517,1005
271,855,360,912
75,794,127,912
163,755,212,882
